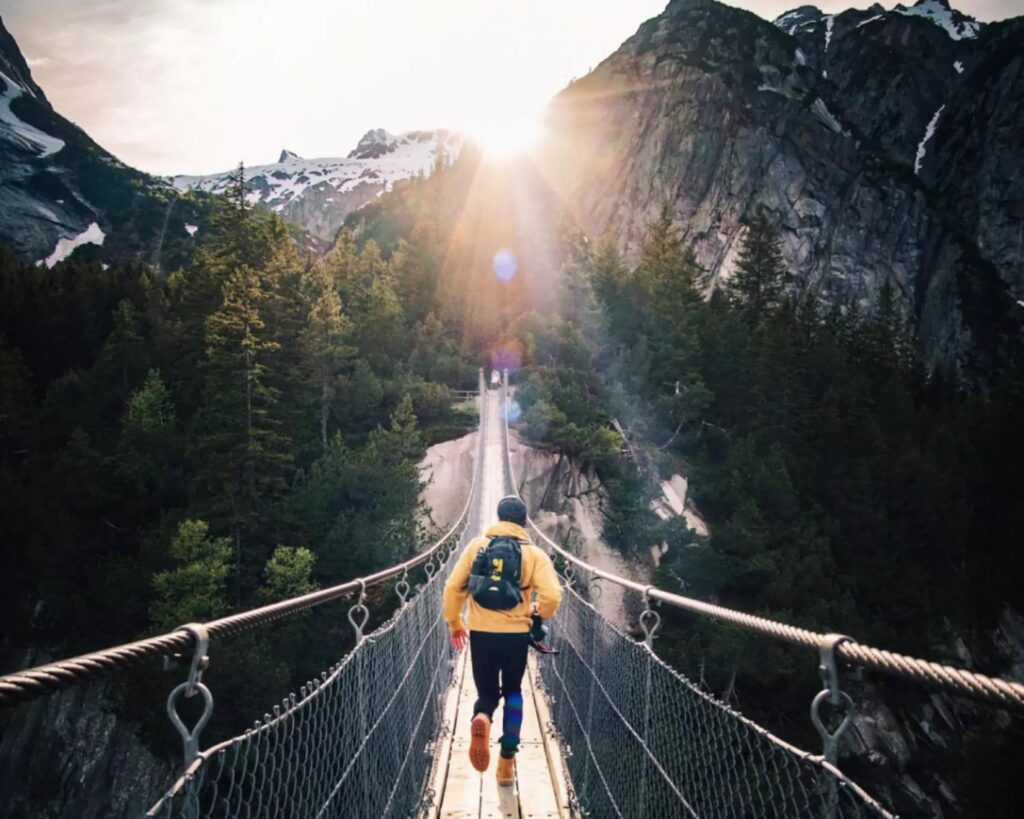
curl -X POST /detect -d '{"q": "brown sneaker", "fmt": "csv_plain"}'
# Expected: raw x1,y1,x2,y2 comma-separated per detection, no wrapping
469,714,491,772
496,755,515,787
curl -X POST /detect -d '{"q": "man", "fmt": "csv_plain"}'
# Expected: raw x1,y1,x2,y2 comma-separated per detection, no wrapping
443,496,563,786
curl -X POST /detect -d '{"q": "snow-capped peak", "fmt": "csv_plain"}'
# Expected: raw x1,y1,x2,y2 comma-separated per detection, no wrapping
348,128,400,160
171,129,461,242
895,0,983,40
774,6,823,36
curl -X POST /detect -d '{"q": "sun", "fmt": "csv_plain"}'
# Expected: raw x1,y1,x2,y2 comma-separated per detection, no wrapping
465,110,543,158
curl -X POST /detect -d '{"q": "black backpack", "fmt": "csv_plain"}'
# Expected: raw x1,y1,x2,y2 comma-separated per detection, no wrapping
468,536,524,610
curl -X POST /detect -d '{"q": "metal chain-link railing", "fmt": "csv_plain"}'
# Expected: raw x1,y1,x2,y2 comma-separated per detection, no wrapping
146,373,491,817
542,586,893,818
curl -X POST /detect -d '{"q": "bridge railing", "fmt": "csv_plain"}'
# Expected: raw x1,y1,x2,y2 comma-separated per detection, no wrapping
498,370,1024,818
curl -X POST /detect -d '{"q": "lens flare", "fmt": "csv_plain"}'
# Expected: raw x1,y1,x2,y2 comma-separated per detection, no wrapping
493,249,517,282
491,340,523,374
503,399,522,424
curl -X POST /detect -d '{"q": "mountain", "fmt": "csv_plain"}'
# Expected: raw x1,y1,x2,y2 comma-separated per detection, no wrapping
0,16,216,271
536,0,1023,374
171,129,462,243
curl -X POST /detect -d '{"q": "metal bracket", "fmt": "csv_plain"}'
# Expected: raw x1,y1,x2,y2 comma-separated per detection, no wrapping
395,567,411,607
639,587,662,649
810,633,854,765
166,623,213,768
348,579,369,645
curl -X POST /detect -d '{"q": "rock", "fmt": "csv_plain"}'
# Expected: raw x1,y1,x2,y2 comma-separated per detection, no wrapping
0,651,171,818
537,0,1023,373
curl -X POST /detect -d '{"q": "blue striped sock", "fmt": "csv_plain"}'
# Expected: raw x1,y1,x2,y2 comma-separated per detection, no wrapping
500,692,524,757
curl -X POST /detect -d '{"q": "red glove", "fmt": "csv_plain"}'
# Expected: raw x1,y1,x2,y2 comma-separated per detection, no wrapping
451,629,469,651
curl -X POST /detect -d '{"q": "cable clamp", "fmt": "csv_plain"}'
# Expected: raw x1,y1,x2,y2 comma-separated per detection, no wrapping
639,586,662,649
166,623,213,768
348,579,369,645
810,633,854,765
395,566,411,607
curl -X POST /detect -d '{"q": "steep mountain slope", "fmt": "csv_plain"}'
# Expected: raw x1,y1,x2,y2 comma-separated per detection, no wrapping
172,129,462,243
537,0,1022,373
0,17,215,271
777,1,983,167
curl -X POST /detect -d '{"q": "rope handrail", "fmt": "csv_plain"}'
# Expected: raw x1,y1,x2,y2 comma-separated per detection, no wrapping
498,373,1024,713
0,386,484,710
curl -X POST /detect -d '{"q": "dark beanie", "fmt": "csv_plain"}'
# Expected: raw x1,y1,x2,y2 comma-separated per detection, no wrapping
497,496,527,525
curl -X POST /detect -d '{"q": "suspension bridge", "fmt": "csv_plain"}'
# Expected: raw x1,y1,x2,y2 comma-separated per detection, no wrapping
2,371,1024,818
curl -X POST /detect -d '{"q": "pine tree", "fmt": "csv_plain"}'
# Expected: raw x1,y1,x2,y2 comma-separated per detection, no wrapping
299,264,350,449
636,204,699,310
195,264,292,592
724,213,789,323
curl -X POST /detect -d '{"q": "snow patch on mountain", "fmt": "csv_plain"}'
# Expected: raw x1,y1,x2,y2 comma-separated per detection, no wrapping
171,129,461,239
38,222,105,268
811,98,846,134
914,104,945,175
775,7,822,36
0,69,64,157
856,14,885,29
896,0,982,40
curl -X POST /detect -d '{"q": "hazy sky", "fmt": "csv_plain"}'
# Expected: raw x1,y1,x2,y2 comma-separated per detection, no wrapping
3,0,1018,175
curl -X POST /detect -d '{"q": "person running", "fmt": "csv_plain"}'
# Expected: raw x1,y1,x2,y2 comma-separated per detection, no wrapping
442,496,563,786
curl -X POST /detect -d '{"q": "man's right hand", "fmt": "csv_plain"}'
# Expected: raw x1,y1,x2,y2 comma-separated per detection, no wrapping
451,629,469,651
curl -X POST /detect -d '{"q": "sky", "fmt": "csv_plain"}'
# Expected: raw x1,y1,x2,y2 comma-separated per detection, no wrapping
3,0,1019,176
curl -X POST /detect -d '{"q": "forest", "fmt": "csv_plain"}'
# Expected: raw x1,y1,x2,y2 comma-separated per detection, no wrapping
504,207,1024,814
0,166,482,751
2,152,1023,813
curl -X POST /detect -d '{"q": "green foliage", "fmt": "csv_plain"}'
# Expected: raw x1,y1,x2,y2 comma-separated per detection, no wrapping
125,369,175,436
151,520,232,631
259,546,318,602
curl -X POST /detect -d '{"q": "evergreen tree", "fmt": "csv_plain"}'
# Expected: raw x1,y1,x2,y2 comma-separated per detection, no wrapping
151,519,232,631
194,264,292,591
724,213,789,323
300,264,350,450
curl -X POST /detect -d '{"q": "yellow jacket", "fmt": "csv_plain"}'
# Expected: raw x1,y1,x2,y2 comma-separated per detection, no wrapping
443,521,563,634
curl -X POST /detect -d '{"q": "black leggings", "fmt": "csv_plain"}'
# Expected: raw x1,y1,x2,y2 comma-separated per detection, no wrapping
469,631,529,757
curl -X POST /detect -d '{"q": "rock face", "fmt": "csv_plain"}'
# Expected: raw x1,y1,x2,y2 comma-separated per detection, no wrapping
0,653,171,819
418,429,478,533
0,16,213,270
172,129,462,244
537,0,1023,373
508,430,648,626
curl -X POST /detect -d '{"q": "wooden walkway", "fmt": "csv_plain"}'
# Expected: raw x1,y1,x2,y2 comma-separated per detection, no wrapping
430,648,570,819
428,388,571,819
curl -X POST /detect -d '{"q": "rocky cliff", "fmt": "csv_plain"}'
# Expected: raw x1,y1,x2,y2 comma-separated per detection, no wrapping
537,0,1023,374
